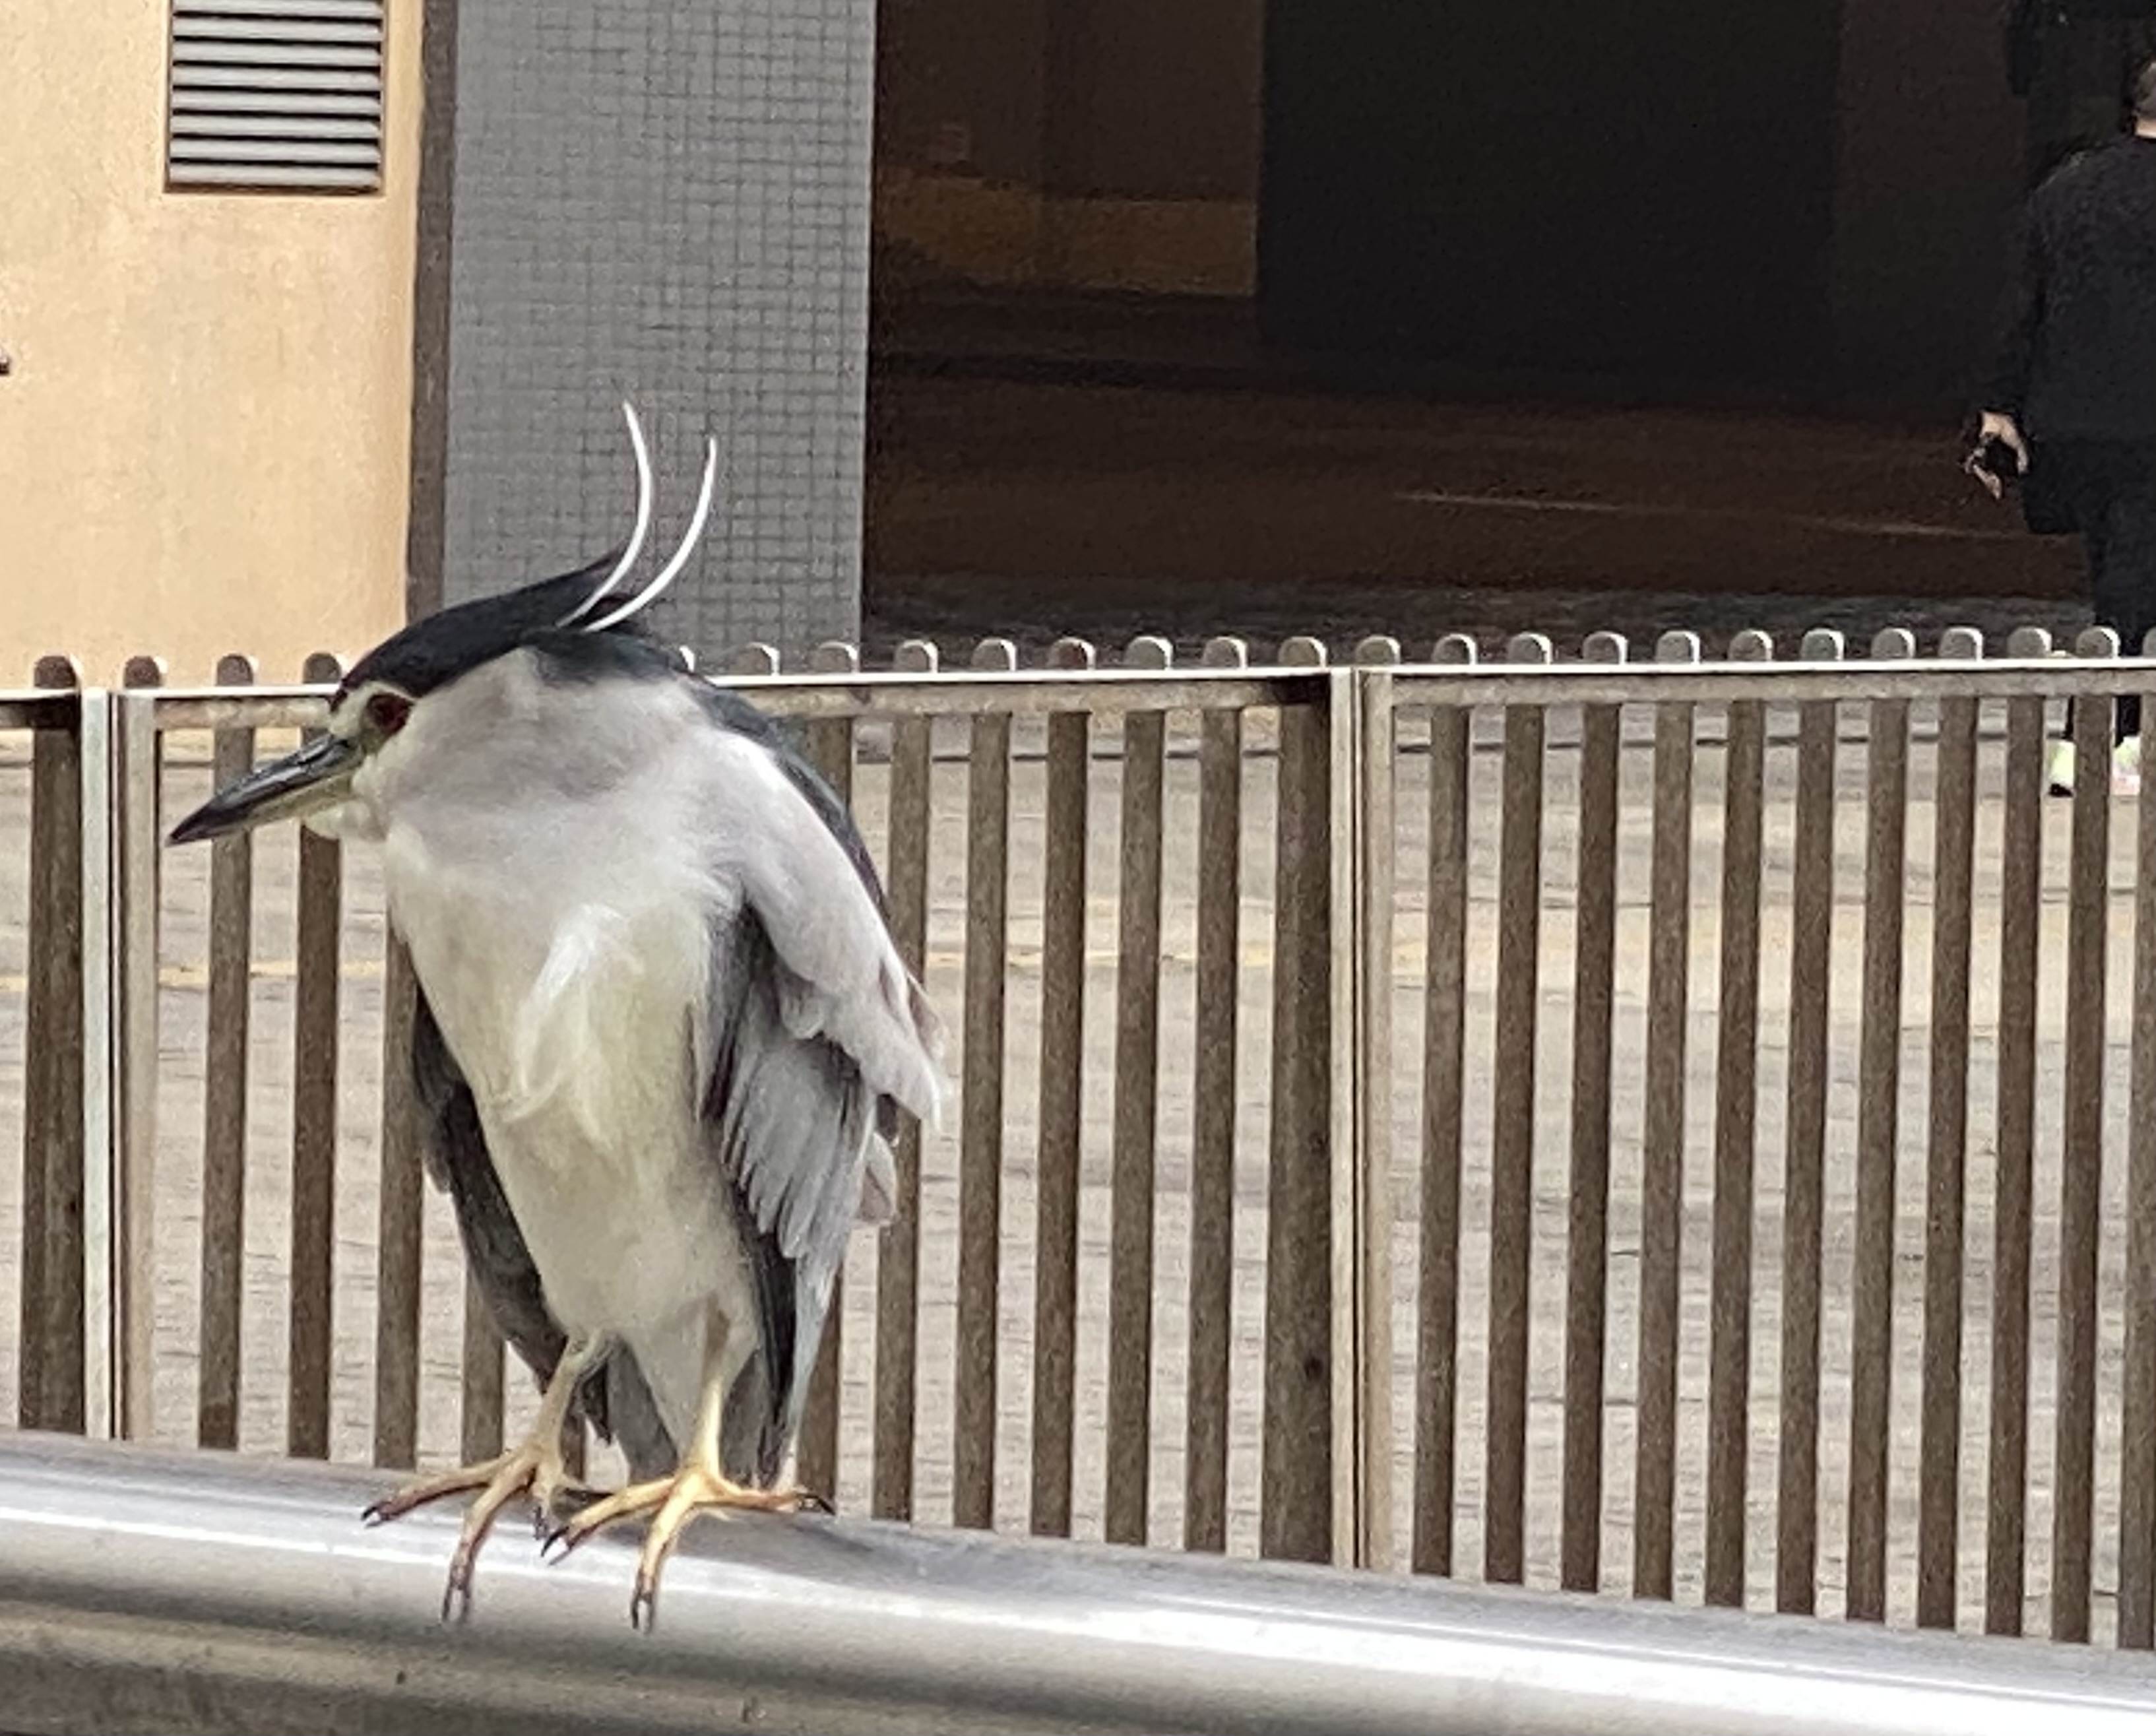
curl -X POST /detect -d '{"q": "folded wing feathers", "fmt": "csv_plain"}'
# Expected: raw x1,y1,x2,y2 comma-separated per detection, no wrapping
697,724,945,1278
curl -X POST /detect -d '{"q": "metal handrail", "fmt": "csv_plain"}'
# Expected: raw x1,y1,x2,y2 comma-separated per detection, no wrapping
0,1432,2151,1736
1389,654,2156,707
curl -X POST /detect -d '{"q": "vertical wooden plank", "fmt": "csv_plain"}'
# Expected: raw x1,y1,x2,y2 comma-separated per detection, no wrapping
1184,637,1244,1553
1107,637,1170,1547
1918,626,1982,1628
1033,638,1094,1539
1634,629,1699,1600
291,653,345,1462
1705,629,1771,1609
873,641,937,1522
1562,630,1626,1593
1847,626,1915,1624
1778,628,1843,1616
2122,641,2156,1650
197,655,257,1452
1986,626,2050,1636
954,638,1015,1531
1263,635,1332,1564
459,1271,505,1465
1414,633,1476,1576
21,656,84,1435
798,640,859,1504
2053,626,2116,1644
373,936,423,1469
114,660,166,1444
1485,633,1549,1586
1346,637,1399,1569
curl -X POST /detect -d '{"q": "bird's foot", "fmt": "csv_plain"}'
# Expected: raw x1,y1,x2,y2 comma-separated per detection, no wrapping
364,1432,589,1622
543,1461,831,1629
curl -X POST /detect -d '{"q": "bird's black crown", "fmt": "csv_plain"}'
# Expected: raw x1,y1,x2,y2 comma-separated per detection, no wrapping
335,552,672,705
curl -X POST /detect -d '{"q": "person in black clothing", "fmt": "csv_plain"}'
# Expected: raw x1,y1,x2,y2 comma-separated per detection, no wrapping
1979,54,2156,791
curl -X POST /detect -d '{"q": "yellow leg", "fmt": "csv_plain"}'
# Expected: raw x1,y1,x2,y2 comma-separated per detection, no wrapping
364,1333,601,1621
544,1313,827,1628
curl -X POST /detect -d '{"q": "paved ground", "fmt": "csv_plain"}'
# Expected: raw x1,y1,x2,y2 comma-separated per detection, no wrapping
861,341,2094,661
0,696,2140,1642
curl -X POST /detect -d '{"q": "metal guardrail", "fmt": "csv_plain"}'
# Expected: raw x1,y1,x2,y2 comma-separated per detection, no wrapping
1,1431,2152,1736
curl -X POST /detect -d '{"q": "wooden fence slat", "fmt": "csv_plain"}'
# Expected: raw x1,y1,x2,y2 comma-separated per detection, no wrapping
798,640,860,1504
954,639,1015,1530
290,652,344,1461
1561,631,1626,1593
459,1271,505,1466
1917,627,1982,1628
373,937,423,1469
1847,627,1915,1623
1033,638,1094,1539
1347,636,1400,1568
1414,633,1476,1576
1986,626,2051,1635
1705,629,1769,1609
2121,647,2156,1650
1184,637,1244,1553
1263,636,1332,1564
873,641,937,1522
1106,637,1171,1547
20,656,84,1435
1633,630,1699,1600
1777,627,1843,1616
2052,626,2117,1643
115,660,166,1442
198,655,257,1451
1485,633,1549,1586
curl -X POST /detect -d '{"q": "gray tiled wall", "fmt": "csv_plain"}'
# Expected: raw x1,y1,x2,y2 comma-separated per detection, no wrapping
439,0,873,657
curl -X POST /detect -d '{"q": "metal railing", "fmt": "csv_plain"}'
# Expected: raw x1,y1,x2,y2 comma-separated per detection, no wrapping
11,627,2156,1650
1360,626,2156,1646
5,1429,2154,1736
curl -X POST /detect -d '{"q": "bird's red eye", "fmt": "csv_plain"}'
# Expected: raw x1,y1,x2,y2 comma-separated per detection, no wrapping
365,692,412,736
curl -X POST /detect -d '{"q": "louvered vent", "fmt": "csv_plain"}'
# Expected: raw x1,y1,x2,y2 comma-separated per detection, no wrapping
166,1,385,192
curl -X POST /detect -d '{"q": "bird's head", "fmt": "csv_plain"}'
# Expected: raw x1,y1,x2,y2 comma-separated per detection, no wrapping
168,404,715,848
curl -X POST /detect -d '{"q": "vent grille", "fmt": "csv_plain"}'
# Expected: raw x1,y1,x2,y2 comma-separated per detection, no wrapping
167,1,385,192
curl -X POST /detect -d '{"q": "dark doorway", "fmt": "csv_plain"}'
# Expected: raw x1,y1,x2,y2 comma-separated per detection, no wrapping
1257,0,1845,379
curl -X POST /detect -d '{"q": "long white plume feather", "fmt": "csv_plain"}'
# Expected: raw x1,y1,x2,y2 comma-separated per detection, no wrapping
557,400,655,626
583,433,719,633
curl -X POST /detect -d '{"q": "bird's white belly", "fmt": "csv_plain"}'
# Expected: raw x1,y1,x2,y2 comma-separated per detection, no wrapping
386,829,749,1445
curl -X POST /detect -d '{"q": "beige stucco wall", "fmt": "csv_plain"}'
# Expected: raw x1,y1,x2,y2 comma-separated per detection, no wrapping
0,0,419,686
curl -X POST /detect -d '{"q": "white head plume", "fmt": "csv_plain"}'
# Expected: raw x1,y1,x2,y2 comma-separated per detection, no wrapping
583,431,720,633
557,401,655,627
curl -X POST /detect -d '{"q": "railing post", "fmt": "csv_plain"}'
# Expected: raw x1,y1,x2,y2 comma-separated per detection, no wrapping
1263,637,1333,1564
75,685,117,1442
22,658,86,1437
112,663,165,1444
1337,639,1398,1570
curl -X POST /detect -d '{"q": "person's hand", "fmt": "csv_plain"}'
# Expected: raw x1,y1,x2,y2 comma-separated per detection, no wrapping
1980,409,2029,474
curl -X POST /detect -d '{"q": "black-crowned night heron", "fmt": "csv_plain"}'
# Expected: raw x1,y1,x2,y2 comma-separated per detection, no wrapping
170,405,945,1626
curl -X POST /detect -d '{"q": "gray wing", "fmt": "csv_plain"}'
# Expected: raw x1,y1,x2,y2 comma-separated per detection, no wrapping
411,988,675,1479
691,715,945,1486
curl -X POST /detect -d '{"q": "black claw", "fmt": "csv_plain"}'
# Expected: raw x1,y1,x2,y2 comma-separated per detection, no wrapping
630,1586,658,1632
440,1572,473,1626
798,1491,835,1517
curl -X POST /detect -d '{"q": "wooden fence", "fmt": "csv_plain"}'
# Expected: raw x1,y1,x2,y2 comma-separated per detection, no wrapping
7,627,2156,1645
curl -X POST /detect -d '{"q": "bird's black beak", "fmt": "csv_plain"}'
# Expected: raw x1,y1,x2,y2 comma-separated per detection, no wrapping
168,732,363,845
